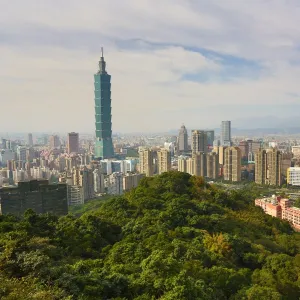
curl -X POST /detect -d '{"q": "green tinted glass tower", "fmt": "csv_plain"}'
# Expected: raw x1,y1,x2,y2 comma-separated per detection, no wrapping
94,48,114,159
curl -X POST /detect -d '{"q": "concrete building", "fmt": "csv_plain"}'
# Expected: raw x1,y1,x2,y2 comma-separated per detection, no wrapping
0,180,68,216
193,152,207,177
255,148,282,186
221,121,231,146
292,146,300,159
157,148,171,174
205,130,215,147
17,146,27,162
0,149,15,166
239,141,249,161
123,173,145,191
287,167,300,186
49,135,60,149
139,148,154,177
73,167,94,201
93,169,105,194
27,133,33,147
94,48,114,159
178,124,188,153
224,147,241,182
206,152,219,179
255,196,300,230
105,172,123,195
67,132,79,154
191,130,207,154
67,185,84,206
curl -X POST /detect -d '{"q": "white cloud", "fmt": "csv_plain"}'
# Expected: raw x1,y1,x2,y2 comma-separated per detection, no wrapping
0,0,300,133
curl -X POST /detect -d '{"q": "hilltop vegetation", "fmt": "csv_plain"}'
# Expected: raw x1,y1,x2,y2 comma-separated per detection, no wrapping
0,171,299,299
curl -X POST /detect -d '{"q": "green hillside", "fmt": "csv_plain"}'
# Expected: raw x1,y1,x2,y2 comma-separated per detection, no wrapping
0,171,299,299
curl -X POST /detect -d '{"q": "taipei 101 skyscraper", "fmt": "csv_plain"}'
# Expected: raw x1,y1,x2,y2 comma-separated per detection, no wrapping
94,48,114,159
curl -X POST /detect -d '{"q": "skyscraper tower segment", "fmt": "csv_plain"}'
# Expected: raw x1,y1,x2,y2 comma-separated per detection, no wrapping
94,48,114,159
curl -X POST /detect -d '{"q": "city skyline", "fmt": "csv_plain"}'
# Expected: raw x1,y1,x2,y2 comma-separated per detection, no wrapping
1,1,300,133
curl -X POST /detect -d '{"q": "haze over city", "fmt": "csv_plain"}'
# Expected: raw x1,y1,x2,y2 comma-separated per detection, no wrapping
1,0,300,133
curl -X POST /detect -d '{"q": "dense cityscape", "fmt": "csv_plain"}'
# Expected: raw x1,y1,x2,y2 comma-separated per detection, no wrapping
0,51,300,230
1,1,300,298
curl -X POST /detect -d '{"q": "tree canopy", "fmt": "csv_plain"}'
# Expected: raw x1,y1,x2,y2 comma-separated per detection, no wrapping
0,171,299,299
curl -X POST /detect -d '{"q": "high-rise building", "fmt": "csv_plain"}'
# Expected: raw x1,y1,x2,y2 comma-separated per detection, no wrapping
205,130,215,147
239,140,249,161
193,152,207,177
255,148,282,186
221,121,231,146
67,132,79,154
178,124,188,153
49,135,60,149
191,130,207,154
206,152,219,179
157,148,171,174
139,148,154,177
287,167,300,186
224,147,241,182
27,133,33,147
94,48,114,159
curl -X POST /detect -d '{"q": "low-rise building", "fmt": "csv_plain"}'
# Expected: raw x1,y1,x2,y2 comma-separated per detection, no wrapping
255,196,300,230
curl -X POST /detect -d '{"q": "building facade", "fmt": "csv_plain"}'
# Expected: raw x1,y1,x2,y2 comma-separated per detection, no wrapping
0,180,68,216
191,130,207,154
287,167,300,186
224,147,241,182
178,124,188,153
94,48,114,159
67,132,79,154
221,121,231,146
139,148,154,177
157,148,171,174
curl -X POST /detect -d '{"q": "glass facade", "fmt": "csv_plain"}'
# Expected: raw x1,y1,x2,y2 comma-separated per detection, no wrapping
94,51,114,159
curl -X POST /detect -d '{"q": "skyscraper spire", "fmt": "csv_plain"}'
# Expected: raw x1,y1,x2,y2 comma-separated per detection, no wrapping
98,47,106,74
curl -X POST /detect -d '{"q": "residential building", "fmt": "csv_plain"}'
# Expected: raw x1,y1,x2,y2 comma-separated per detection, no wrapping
255,196,300,230
0,180,68,216
105,172,123,195
93,169,105,194
123,173,145,191
224,147,241,182
139,148,154,176
206,152,219,179
94,48,114,159
193,152,207,177
157,148,171,174
287,167,300,186
67,132,79,154
292,146,300,159
221,121,231,146
255,148,282,186
191,130,207,154
239,140,249,161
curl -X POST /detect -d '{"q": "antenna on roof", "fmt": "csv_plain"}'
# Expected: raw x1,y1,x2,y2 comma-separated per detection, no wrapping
101,47,104,58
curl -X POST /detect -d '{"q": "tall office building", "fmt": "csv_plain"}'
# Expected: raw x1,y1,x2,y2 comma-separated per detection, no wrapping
139,148,154,177
67,132,79,154
178,124,188,153
157,148,171,174
221,121,231,146
224,147,241,182
49,135,60,149
255,148,282,186
205,130,215,147
191,130,207,154
94,48,114,159
27,133,33,147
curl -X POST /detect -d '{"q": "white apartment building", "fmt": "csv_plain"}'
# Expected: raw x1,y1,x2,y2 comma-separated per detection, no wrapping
287,167,300,186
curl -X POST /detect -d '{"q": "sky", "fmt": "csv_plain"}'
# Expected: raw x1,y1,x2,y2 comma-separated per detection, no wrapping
1,0,300,133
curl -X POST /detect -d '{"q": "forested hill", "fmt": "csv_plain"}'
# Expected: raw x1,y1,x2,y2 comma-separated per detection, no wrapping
0,171,299,299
